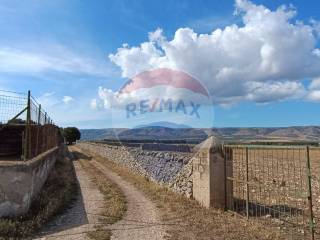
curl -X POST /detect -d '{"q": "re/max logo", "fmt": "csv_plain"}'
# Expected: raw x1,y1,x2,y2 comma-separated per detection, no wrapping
126,98,201,118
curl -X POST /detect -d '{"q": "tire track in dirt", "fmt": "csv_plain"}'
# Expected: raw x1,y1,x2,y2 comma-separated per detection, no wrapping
90,159,167,240
36,147,167,240
35,149,105,240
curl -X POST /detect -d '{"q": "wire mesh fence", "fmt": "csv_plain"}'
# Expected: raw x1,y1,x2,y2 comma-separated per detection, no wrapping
224,145,320,240
0,90,61,161
0,90,52,125
0,90,27,125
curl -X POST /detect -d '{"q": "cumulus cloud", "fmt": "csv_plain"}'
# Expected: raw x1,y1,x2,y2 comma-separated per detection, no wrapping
306,78,320,102
306,90,320,102
309,78,320,90
246,81,306,103
107,0,320,105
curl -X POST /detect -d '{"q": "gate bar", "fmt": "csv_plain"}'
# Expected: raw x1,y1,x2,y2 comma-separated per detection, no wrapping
246,147,249,219
306,146,315,240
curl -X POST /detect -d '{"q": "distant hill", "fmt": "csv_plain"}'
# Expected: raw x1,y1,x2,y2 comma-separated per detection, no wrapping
118,127,207,140
134,121,191,129
80,126,320,142
80,128,127,141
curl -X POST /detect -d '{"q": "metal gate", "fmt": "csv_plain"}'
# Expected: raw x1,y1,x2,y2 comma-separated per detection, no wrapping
224,145,319,239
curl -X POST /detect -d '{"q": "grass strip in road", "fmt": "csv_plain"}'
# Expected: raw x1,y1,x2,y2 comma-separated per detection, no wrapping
78,158,126,240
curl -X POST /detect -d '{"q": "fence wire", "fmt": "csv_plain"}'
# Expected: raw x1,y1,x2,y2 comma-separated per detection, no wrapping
0,90,59,161
225,145,320,240
0,90,53,125
30,98,52,125
0,91,27,124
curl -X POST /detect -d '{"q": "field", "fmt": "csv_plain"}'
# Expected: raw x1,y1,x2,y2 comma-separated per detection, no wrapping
225,146,320,239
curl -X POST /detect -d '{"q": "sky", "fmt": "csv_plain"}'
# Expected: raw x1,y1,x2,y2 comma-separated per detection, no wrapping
0,0,320,129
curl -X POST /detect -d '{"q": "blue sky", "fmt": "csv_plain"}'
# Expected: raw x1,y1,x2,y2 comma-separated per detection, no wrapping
0,0,320,128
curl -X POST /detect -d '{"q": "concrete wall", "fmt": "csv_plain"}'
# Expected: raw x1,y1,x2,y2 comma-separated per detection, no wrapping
0,144,67,217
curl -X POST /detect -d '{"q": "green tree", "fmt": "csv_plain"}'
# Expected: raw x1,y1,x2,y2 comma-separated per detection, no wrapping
63,127,81,144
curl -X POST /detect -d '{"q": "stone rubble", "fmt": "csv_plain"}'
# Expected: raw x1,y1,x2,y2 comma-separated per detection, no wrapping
77,142,195,198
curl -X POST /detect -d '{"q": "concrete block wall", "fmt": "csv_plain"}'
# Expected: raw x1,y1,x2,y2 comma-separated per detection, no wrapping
0,144,67,217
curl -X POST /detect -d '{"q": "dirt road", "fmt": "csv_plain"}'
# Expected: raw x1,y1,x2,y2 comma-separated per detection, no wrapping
36,147,166,240
35,158,105,240
91,159,167,240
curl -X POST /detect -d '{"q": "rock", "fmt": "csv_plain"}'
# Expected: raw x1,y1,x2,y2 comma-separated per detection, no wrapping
78,142,194,198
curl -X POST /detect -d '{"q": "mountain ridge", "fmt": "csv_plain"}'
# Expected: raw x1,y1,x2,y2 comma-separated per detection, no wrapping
80,126,320,141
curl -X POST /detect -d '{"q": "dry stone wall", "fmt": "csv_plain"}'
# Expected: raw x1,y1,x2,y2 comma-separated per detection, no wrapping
77,142,194,197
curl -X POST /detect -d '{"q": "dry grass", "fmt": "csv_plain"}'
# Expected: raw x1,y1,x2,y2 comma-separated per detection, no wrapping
78,157,126,240
82,150,283,240
0,154,78,240
226,146,320,238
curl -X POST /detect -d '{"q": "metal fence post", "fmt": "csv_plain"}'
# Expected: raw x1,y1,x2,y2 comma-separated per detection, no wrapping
306,146,315,240
38,104,41,124
24,90,31,160
224,145,227,211
246,147,249,219
35,104,41,156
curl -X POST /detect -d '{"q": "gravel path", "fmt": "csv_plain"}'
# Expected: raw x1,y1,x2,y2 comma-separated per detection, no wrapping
35,147,167,240
91,159,167,240
34,153,105,240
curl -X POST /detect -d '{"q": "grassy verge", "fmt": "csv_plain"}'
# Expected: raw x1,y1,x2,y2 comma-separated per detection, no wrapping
0,154,78,240
78,158,126,240
84,150,283,240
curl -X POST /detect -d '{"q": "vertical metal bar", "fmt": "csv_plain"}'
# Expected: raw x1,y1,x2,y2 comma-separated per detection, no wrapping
306,146,315,240
253,148,258,218
37,104,41,124
36,104,41,156
246,147,249,219
24,90,31,160
44,112,47,124
298,148,306,235
224,146,227,211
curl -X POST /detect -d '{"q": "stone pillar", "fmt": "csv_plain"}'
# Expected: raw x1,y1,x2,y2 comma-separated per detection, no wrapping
193,148,211,207
193,136,229,209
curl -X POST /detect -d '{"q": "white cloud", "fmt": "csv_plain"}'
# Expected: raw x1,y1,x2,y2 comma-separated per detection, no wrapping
92,82,212,111
42,92,55,98
306,90,320,102
108,0,320,104
0,45,112,77
246,81,306,103
38,92,74,107
148,28,165,43
306,78,320,102
90,98,98,109
90,97,107,110
309,78,320,90
38,92,60,107
62,96,74,104
35,91,109,127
